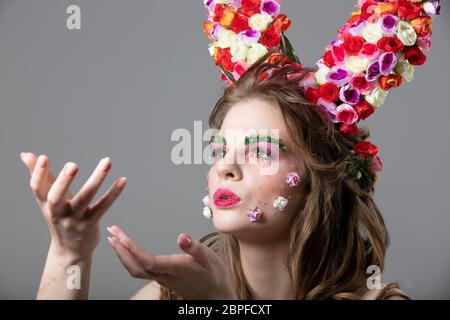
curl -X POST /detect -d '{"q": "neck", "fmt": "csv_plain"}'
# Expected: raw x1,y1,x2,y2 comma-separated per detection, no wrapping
238,235,292,300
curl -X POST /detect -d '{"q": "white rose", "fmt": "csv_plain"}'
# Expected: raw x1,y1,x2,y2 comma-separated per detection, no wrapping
218,29,237,49
230,39,248,63
396,21,417,46
315,65,331,85
249,13,272,32
365,88,388,108
203,207,213,220
246,43,268,64
208,43,216,57
395,60,415,82
345,56,370,74
361,22,383,44
273,196,288,212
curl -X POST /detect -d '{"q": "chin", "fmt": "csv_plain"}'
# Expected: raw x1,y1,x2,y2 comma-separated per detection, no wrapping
212,209,249,233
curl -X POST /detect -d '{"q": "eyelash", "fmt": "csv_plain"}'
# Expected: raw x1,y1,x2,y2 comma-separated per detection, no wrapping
209,145,274,160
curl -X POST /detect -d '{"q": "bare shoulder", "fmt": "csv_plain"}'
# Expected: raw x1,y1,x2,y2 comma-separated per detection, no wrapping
360,283,410,300
130,281,161,300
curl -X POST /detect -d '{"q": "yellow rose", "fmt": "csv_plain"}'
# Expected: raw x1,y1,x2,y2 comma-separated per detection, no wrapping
396,21,417,46
249,13,272,32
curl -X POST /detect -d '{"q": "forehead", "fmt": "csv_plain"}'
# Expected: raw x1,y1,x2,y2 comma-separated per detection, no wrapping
219,98,290,142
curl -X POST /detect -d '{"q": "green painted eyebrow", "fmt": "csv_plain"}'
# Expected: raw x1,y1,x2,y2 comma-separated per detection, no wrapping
209,134,227,145
245,135,290,152
209,134,290,152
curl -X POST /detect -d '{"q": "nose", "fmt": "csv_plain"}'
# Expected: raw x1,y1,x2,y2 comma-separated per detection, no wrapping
214,149,243,181
216,163,242,180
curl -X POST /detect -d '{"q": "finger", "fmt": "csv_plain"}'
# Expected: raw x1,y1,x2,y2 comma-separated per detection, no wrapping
107,226,176,275
177,233,212,269
46,162,78,212
70,157,112,213
86,177,127,222
108,236,150,279
28,155,52,201
21,152,56,183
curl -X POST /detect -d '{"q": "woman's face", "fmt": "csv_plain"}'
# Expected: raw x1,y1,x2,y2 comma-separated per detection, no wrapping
207,98,304,242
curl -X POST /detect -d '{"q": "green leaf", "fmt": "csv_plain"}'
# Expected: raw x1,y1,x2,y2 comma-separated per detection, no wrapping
281,33,301,64
218,64,237,85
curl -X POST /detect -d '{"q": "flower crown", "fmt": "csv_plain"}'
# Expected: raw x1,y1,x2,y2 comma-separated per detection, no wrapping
202,0,441,192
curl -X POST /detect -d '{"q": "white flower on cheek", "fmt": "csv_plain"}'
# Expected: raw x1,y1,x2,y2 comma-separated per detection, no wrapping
273,196,288,212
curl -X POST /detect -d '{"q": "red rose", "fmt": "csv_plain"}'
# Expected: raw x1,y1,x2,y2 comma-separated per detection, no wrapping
377,36,404,53
404,45,427,65
339,123,360,135
361,0,377,20
305,87,319,104
261,27,281,48
353,100,375,120
242,0,261,12
317,83,339,102
397,0,423,21
343,35,366,56
351,74,370,93
213,4,225,23
230,13,249,34
215,47,236,71
361,43,379,57
332,45,346,63
353,141,379,158
323,50,335,68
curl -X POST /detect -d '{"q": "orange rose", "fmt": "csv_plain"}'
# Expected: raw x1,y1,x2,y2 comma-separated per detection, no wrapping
411,16,432,37
379,74,403,90
273,14,292,33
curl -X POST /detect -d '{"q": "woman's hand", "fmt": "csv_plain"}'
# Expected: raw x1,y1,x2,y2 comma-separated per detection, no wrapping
107,226,237,300
21,152,127,257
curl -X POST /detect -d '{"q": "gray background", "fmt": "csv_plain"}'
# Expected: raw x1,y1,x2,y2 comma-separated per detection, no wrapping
0,0,449,299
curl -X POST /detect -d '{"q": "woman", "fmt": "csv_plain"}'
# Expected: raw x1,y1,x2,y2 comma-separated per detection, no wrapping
21,54,408,300
21,0,441,300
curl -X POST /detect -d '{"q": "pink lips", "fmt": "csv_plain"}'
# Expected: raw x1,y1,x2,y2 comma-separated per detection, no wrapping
213,188,241,208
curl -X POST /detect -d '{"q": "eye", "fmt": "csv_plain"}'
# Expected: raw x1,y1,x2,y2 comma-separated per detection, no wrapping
210,146,226,160
248,146,272,160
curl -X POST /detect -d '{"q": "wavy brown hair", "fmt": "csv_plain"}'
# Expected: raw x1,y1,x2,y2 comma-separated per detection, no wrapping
160,49,410,300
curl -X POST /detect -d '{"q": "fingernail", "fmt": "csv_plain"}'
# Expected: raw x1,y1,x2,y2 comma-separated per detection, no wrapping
20,152,25,159
65,163,77,176
107,236,115,246
101,157,111,172
117,177,127,189
107,227,113,234
182,236,191,247
37,155,48,168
